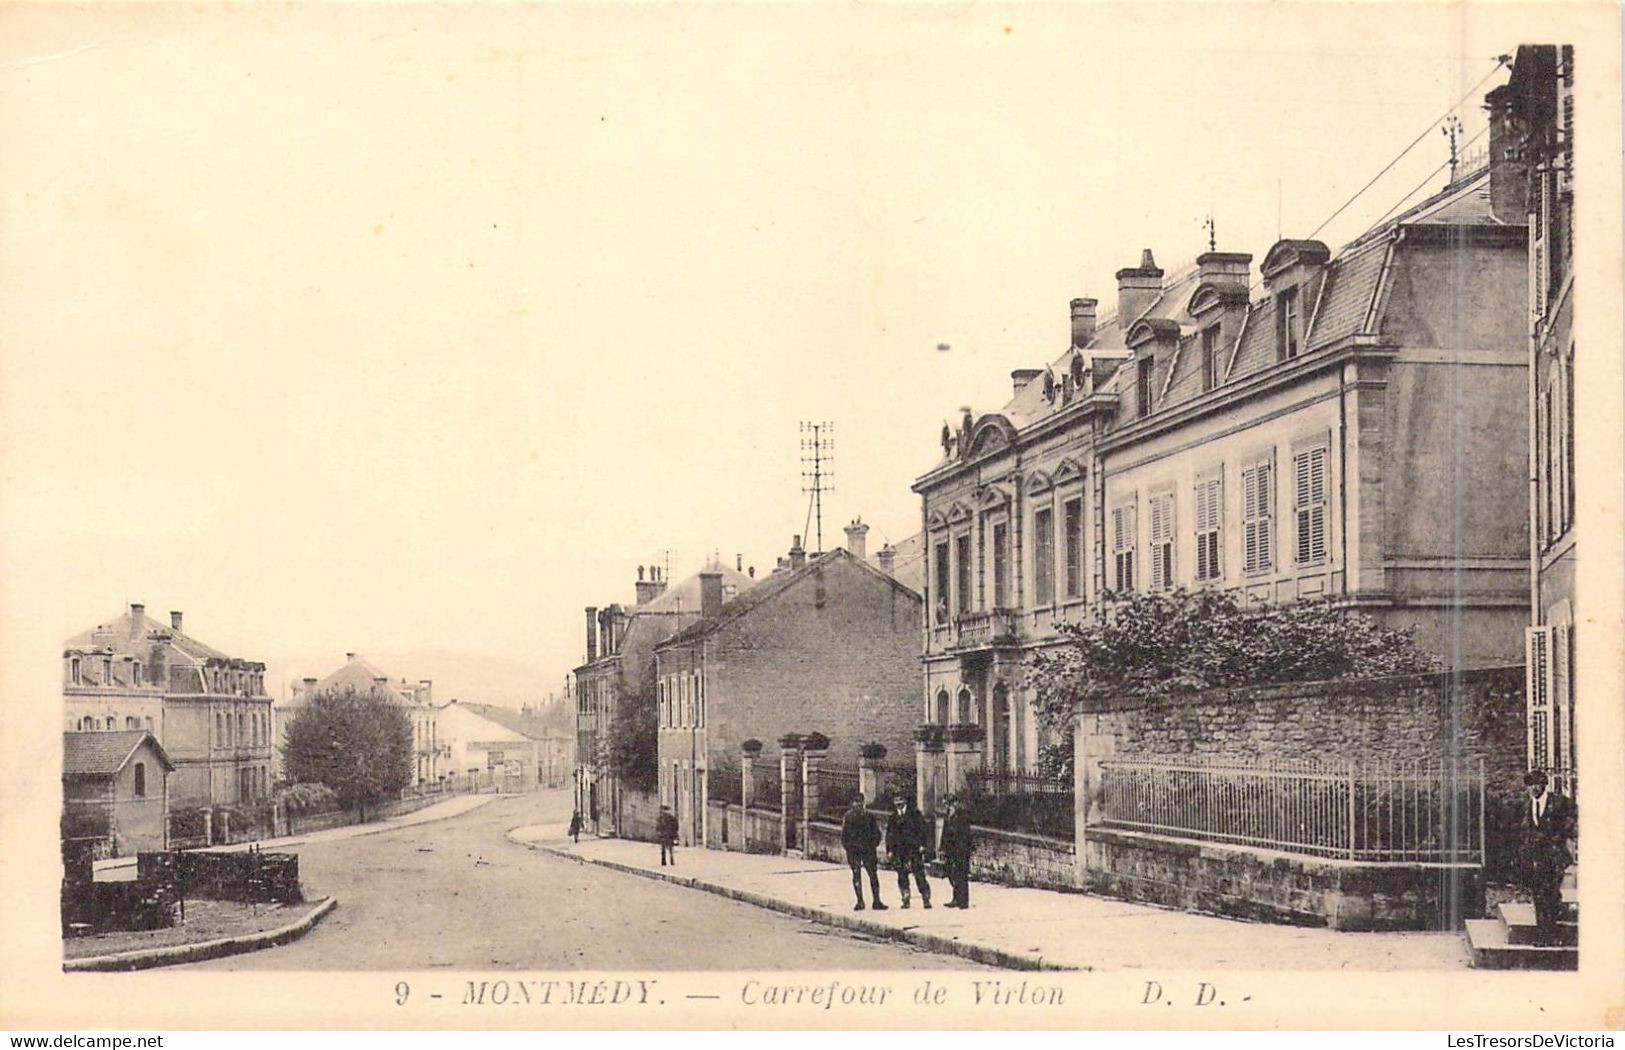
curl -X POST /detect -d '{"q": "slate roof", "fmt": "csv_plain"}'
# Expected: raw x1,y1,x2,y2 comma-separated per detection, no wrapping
454,702,568,740
65,609,245,666
304,655,426,706
63,731,173,777
655,549,921,650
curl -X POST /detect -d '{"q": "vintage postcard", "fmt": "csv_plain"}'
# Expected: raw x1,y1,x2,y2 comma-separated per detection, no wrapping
1,0,1621,1033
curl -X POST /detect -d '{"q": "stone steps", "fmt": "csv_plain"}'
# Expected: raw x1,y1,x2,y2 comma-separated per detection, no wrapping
1464,868,1578,970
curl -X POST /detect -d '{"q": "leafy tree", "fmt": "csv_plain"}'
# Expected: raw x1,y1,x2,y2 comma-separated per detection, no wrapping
601,679,657,793
281,685,413,821
1026,589,1442,779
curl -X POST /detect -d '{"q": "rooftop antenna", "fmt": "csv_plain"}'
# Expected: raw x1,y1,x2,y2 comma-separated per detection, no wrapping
799,421,835,554
1441,115,1464,184
1204,214,1217,253
656,548,674,583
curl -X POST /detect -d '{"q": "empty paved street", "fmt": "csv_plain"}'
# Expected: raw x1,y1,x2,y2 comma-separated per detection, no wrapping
186,789,976,970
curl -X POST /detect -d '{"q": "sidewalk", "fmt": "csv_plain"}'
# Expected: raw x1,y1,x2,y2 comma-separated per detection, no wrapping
509,823,1471,972
94,793,499,880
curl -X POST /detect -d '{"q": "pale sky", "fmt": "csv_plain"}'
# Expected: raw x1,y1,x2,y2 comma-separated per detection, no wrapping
0,3,1577,702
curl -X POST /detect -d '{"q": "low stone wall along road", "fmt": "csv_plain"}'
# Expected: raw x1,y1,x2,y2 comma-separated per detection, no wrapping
181,788,980,971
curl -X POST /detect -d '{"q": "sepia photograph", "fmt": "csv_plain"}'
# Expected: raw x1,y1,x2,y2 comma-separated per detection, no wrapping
1,0,1621,1033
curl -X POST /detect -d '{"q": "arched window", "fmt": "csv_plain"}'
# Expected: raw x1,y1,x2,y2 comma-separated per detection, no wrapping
125,716,139,730
105,716,116,730
956,688,974,724
935,689,951,726
80,716,94,731
133,762,146,798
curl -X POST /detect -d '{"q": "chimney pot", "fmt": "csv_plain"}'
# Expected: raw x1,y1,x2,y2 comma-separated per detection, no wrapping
1069,297,1098,347
788,535,807,570
169,610,183,632
1115,249,1165,325
842,519,870,561
1011,368,1044,396
584,607,599,663
877,543,897,576
345,652,356,661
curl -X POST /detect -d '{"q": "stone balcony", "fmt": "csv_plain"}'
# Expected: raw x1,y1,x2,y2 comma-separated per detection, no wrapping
949,608,1022,651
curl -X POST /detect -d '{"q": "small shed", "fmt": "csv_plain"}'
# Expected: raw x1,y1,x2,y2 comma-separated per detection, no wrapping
63,731,174,857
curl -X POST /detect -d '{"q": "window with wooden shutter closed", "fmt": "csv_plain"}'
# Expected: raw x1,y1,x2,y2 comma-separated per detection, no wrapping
1242,462,1272,573
1195,477,1222,581
1294,446,1327,564
1149,493,1174,591
1112,503,1136,592
1526,626,1555,772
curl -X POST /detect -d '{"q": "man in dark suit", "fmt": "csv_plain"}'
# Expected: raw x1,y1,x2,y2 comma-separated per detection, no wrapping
1520,769,1577,945
939,794,975,909
841,794,887,911
656,805,679,866
886,795,933,909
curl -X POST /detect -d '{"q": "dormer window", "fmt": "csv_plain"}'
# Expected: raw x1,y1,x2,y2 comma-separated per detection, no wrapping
1136,357,1155,416
1277,288,1301,359
1202,326,1222,391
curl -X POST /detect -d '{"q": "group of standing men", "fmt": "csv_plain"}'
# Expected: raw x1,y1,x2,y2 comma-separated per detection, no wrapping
841,793,973,912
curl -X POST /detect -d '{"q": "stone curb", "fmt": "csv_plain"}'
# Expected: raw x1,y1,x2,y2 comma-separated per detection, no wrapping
63,896,337,972
508,833,1077,972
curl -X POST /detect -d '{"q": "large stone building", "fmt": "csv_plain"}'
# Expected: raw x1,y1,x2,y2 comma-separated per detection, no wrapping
437,700,572,790
279,653,440,787
915,136,1532,771
574,563,756,832
1490,45,1577,796
64,605,273,809
652,531,924,846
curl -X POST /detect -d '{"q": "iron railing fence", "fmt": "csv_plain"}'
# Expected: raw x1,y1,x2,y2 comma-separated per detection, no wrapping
965,767,1072,796
708,762,743,804
815,766,862,817
878,765,917,807
747,766,782,811
1099,755,1486,864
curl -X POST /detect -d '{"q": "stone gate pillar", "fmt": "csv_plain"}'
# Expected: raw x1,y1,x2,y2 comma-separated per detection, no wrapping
915,724,945,816
778,733,803,852
740,739,762,811
801,733,829,847
857,743,888,802
944,722,985,798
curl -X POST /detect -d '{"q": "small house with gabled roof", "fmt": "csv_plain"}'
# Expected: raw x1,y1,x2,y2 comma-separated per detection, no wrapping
652,543,923,846
62,730,174,856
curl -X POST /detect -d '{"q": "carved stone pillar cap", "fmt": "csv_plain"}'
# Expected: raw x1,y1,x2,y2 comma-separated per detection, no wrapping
946,722,986,744
777,733,804,750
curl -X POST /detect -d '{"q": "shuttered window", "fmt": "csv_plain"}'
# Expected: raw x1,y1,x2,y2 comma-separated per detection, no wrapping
1293,446,1328,564
1033,507,1055,606
1148,493,1174,591
1111,502,1136,593
1063,498,1083,599
1194,476,1222,582
1242,461,1273,573
1526,626,1555,771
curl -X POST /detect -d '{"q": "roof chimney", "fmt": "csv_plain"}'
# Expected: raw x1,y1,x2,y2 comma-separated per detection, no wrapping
419,679,433,705
634,564,667,606
1069,298,1098,348
584,607,598,663
877,543,897,576
169,610,183,632
129,604,145,642
1196,251,1252,286
1115,249,1164,326
1484,52,1551,224
843,518,869,561
699,571,724,619
1010,368,1044,396
788,535,807,571
345,652,357,662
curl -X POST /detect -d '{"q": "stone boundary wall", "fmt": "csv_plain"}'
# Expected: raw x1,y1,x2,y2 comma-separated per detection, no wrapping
740,807,782,854
1080,665,1526,876
617,788,661,843
1083,826,1485,931
964,825,1077,891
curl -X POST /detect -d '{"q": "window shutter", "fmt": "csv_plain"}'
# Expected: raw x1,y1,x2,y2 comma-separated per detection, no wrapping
1525,626,1555,771
1293,447,1327,563
1149,494,1174,590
